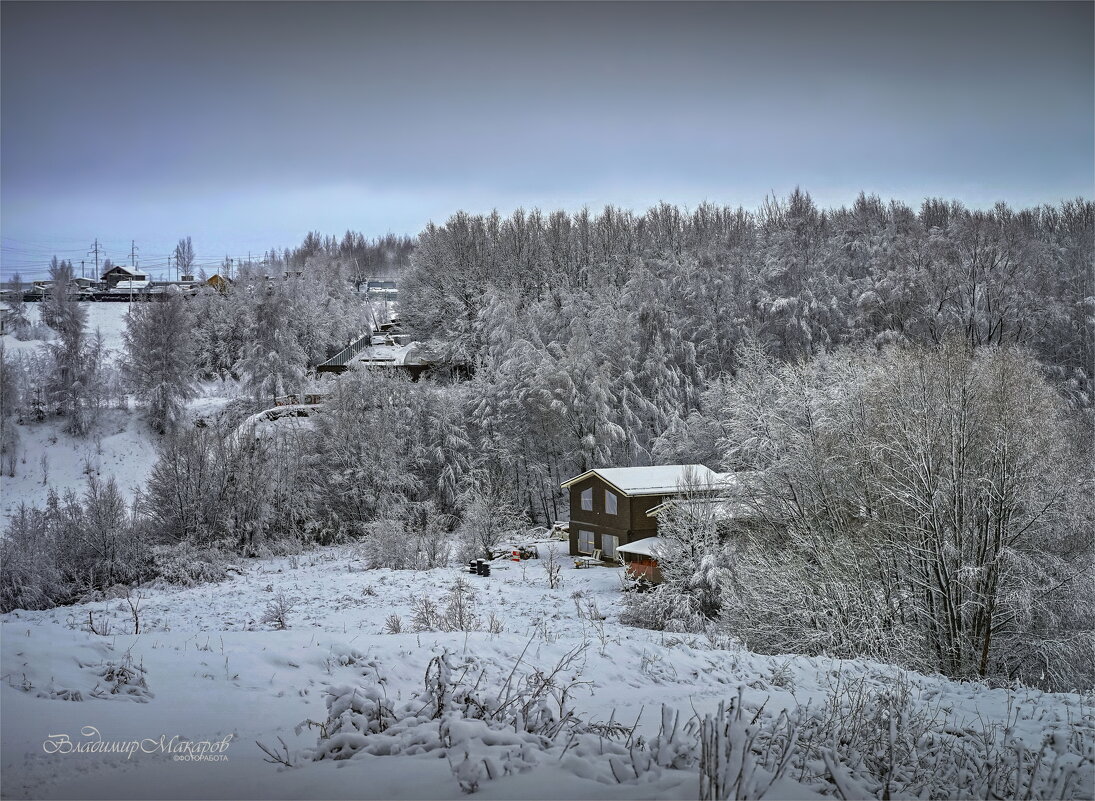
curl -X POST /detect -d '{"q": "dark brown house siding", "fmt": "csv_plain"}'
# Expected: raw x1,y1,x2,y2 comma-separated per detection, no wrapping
567,474,663,557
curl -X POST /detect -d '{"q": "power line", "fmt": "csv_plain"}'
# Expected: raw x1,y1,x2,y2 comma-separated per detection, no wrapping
88,238,105,278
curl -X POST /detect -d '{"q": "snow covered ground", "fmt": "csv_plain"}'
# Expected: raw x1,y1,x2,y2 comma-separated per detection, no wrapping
0,409,161,526
2,542,1091,800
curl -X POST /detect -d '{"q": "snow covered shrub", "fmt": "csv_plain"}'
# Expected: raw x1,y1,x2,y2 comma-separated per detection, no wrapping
2,479,153,611
307,680,396,760
149,541,229,587
0,504,61,612
409,578,481,632
781,667,1095,800
91,655,153,702
261,592,295,630
383,614,403,634
543,547,564,589
410,597,443,632
619,585,707,633
443,577,479,631
699,690,798,801
365,503,453,571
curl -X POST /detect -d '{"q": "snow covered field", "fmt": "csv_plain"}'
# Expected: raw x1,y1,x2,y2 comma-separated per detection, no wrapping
2,542,1091,800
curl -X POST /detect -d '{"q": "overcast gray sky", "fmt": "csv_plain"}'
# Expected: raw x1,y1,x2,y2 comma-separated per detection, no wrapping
2,1,1092,279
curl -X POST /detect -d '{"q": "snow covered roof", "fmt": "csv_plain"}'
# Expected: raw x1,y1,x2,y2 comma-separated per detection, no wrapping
560,464,728,496
103,265,145,277
646,471,764,519
647,496,760,520
616,537,663,557
350,342,426,367
110,280,151,292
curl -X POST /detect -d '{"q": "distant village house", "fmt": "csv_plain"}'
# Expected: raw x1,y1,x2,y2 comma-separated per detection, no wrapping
101,265,148,288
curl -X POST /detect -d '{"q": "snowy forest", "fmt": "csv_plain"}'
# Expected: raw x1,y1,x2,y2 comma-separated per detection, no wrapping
1,191,1093,697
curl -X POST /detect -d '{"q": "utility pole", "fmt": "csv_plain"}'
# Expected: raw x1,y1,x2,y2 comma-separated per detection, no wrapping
168,254,175,282
129,240,139,268
88,239,104,279
80,260,86,279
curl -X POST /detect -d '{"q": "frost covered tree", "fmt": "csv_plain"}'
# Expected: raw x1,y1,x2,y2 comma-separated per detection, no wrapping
704,340,1094,689
40,259,93,434
621,467,732,631
455,469,529,561
0,343,20,477
236,284,307,405
123,289,197,433
4,273,30,338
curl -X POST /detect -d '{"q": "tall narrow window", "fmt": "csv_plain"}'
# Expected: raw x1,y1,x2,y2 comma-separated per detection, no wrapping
601,534,619,560
578,530,595,554
580,487,593,511
605,490,618,515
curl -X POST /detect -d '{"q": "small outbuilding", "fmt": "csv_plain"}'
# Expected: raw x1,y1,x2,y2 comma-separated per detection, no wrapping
615,536,664,584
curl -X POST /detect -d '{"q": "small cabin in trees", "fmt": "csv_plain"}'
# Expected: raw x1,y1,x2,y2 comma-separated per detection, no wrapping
102,265,148,288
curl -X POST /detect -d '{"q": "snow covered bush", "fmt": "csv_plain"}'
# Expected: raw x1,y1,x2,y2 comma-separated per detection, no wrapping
0,478,152,612
261,592,295,630
302,647,601,792
409,577,480,633
619,584,707,633
148,541,230,587
365,503,452,571
784,667,1095,800
699,690,797,801
91,654,153,702
0,504,61,612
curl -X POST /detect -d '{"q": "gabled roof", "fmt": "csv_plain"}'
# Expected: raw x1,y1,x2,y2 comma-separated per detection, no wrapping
103,265,146,277
560,464,727,497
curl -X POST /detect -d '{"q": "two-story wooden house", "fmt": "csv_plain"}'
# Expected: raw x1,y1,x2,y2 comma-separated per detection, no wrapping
561,465,728,561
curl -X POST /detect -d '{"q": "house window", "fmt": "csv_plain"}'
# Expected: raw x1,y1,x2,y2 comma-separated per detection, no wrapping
578,530,595,554
605,490,618,515
602,534,619,560
580,488,593,511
